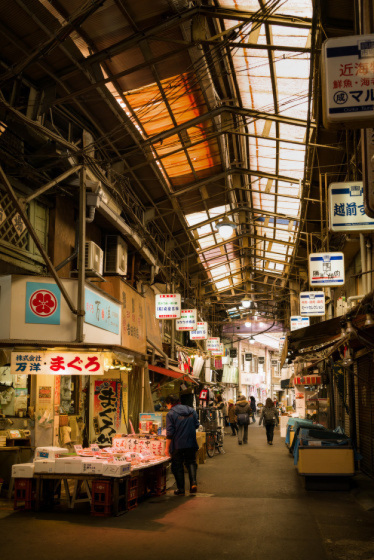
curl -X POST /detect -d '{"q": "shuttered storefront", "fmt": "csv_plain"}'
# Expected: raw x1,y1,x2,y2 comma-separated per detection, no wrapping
357,354,374,477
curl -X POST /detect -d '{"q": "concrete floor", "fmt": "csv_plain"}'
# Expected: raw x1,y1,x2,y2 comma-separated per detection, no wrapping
1,423,374,560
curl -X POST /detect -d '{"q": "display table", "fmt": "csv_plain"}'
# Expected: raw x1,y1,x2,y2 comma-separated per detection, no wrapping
0,446,34,498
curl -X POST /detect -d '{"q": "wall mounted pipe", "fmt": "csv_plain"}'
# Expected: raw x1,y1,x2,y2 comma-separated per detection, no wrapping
367,238,372,293
360,234,367,295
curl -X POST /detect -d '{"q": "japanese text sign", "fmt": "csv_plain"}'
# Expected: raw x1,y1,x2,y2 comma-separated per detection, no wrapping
155,294,181,319
211,343,224,356
323,34,374,127
290,316,310,332
94,380,122,445
25,282,61,325
245,353,252,361
329,182,374,231
176,309,197,331
207,337,220,353
11,352,105,375
190,322,208,340
309,252,345,286
300,292,325,317
258,356,265,365
85,288,120,334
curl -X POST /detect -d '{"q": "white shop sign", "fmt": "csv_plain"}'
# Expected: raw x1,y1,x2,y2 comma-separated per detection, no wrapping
155,294,181,319
322,34,374,127
300,292,325,317
11,351,105,375
329,182,374,231
207,337,220,353
176,309,197,331
190,322,208,340
211,343,224,356
290,316,310,332
309,252,345,286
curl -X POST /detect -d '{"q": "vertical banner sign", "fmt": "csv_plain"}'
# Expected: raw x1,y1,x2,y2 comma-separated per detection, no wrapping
322,35,374,127
85,288,120,334
176,309,197,331
94,380,122,445
309,252,345,286
329,182,374,231
290,316,310,331
190,322,208,340
155,294,181,319
207,337,220,353
26,282,61,325
300,292,325,316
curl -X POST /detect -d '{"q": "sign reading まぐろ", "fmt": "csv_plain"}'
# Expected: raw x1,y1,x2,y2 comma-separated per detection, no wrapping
11,352,105,375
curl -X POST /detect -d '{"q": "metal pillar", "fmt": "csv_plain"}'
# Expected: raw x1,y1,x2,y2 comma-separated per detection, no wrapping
170,282,175,361
76,167,86,342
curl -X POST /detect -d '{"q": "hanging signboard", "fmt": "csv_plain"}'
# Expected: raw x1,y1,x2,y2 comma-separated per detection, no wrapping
176,309,197,331
190,322,208,340
309,252,345,286
155,294,181,319
258,356,265,365
93,380,122,445
229,348,237,358
207,337,220,353
211,343,224,356
300,292,325,317
290,316,310,331
329,182,374,231
322,34,374,128
271,359,278,367
11,352,105,375
245,353,253,362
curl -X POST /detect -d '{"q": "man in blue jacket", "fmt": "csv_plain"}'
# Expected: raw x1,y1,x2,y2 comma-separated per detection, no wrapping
165,394,199,496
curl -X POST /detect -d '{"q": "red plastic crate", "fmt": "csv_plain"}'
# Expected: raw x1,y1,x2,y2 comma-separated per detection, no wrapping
14,478,35,511
91,480,112,517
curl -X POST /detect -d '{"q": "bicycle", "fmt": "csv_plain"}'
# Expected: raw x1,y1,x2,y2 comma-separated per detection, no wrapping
206,425,225,457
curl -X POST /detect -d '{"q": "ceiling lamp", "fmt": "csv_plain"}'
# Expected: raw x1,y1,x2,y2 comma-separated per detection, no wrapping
249,336,255,344
216,216,237,240
241,296,252,308
259,322,265,327
245,321,251,328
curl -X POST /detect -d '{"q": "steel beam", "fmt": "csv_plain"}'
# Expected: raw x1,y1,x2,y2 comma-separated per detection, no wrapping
24,165,83,203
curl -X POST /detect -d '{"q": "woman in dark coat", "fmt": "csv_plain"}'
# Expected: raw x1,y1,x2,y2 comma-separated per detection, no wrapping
250,396,256,424
259,397,279,445
227,399,238,436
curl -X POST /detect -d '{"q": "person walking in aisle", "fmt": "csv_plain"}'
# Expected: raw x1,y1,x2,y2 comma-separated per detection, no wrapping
250,395,257,423
165,394,199,495
234,395,251,445
228,399,238,436
259,397,279,445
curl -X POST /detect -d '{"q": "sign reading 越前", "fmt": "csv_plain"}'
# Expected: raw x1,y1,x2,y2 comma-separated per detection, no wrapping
322,34,374,128
207,338,220,353
26,282,61,325
290,316,310,331
155,294,181,319
300,292,325,317
11,352,105,375
309,252,345,286
190,322,208,340
329,182,374,231
176,309,197,331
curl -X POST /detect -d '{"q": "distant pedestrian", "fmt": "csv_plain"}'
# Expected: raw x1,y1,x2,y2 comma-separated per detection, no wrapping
227,399,238,436
250,396,257,423
234,395,251,445
259,397,279,445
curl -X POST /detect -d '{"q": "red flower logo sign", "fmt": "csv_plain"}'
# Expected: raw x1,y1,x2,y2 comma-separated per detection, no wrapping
30,289,58,317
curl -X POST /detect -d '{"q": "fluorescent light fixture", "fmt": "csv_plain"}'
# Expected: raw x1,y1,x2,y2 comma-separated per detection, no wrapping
215,216,237,240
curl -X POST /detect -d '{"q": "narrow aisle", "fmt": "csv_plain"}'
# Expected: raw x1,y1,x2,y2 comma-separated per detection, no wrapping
1,423,374,560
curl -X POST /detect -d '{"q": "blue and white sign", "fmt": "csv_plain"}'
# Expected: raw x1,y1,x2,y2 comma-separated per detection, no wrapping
309,252,345,287
329,182,374,231
26,282,61,325
190,322,208,340
176,309,197,331
85,287,120,334
300,292,325,317
290,316,310,332
323,34,374,127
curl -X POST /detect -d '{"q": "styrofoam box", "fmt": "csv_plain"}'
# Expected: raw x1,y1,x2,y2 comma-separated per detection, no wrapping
57,457,83,475
102,462,131,477
81,460,107,475
34,460,55,474
12,463,35,478
35,447,68,461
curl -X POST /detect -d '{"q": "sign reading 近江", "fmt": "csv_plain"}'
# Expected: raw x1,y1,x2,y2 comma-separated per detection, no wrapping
155,294,181,319
11,352,105,375
291,316,310,331
176,309,197,331
300,292,325,316
323,34,374,128
190,322,208,340
309,252,345,286
207,338,220,353
329,182,374,231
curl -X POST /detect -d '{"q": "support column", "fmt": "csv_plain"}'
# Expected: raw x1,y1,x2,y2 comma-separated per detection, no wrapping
76,167,86,342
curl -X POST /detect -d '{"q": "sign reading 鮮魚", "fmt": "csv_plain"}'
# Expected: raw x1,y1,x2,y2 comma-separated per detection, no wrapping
300,292,325,317
290,316,310,332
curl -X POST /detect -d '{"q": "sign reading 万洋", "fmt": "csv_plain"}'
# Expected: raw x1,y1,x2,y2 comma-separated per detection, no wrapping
207,337,220,353
11,352,105,375
176,309,197,331
245,353,253,362
26,282,61,325
290,316,310,332
300,292,325,317
155,294,181,319
322,34,374,127
309,252,345,286
85,288,120,334
190,322,208,340
329,182,374,231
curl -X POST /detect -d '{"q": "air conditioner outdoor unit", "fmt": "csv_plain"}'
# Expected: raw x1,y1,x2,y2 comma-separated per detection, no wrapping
85,241,103,275
105,235,128,275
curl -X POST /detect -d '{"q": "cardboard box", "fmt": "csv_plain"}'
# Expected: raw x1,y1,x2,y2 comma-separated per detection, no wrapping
58,458,83,475
102,462,131,477
35,447,68,461
34,460,55,474
81,460,106,475
297,447,354,475
12,463,35,478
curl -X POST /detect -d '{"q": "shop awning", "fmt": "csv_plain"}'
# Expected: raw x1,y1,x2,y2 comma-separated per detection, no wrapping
148,364,198,384
293,375,321,386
